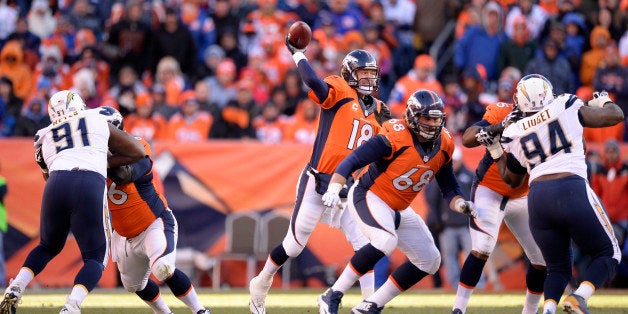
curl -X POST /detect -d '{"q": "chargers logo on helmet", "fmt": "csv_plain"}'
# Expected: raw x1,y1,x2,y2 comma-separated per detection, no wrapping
48,90,87,125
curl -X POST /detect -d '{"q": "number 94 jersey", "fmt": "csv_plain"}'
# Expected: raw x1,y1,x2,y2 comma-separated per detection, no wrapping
35,109,111,177
358,119,456,211
502,94,587,182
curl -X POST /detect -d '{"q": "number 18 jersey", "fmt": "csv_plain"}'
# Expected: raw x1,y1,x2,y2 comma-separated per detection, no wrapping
502,94,587,182
308,75,385,174
35,109,111,177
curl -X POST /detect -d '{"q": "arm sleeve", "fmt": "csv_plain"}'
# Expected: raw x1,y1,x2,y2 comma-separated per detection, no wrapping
297,59,329,102
131,156,153,181
336,135,392,178
434,162,463,205
473,120,491,128
506,153,528,174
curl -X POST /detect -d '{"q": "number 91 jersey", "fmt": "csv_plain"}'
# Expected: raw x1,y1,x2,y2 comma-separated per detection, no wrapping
502,94,587,182
359,119,456,211
35,109,111,177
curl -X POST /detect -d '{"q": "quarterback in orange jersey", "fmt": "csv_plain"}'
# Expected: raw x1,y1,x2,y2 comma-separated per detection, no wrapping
451,101,546,314
248,35,392,313
102,108,211,314
318,90,477,314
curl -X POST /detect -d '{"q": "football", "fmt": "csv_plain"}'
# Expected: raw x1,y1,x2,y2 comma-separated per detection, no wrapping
287,21,311,50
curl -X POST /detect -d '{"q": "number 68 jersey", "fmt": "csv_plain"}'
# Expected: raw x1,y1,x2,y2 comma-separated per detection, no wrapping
34,108,111,177
358,119,456,211
501,94,587,182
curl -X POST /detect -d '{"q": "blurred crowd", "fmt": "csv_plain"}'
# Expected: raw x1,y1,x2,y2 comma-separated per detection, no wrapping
0,0,627,145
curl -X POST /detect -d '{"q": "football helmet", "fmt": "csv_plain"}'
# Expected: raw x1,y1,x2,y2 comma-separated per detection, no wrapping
513,74,554,113
405,90,446,141
48,90,86,124
341,49,379,95
98,106,124,130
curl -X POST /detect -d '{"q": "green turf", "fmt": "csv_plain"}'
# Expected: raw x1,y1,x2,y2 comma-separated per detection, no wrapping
12,288,628,313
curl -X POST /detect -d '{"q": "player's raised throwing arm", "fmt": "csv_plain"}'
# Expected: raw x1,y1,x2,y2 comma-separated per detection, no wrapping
285,35,329,103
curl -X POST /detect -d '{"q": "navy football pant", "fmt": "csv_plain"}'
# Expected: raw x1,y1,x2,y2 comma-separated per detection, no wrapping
23,170,108,291
528,175,620,303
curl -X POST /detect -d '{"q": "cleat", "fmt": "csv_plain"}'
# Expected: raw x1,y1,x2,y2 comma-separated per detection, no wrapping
317,288,343,314
249,274,273,314
351,300,383,314
197,309,211,314
0,284,22,314
59,298,81,314
563,293,589,314
452,309,463,314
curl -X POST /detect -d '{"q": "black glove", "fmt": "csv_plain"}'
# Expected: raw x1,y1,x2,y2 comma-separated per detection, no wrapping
502,107,524,127
108,165,134,185
485,123,505,137
285,35,306,55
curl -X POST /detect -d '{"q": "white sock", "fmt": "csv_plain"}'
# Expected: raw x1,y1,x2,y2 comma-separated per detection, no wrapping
177,286,204,312
574,281,595,301
261,257,281,275
366,279,401,307
67,284,88,305
143,293,171,314
522,290,543,314
331,264,360,293
542,299,557,314
13,267,35,289
359,271,375,299
452,284,474,312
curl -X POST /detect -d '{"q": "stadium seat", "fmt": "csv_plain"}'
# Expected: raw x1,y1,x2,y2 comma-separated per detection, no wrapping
258,211,291,289
212,211,262,290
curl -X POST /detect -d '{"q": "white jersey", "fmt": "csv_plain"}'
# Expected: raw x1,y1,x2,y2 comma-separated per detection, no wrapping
34,108,111,177
502,94,587,182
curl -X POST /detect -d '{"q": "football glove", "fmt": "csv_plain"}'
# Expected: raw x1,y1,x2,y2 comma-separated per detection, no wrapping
454,198,477,218
108,164,134,185
322,182,342,209
321,202,344,228
34,145,48,174
285,35,306,55
485,123,505,137
588,91,613,108
476,127,498,146
503,106,524,127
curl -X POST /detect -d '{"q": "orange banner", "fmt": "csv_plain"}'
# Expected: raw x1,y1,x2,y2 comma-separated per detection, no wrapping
1,139,625,289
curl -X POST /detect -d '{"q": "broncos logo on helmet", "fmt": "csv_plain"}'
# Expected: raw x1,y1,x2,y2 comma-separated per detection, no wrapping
405,89,446,141
341,49,379,96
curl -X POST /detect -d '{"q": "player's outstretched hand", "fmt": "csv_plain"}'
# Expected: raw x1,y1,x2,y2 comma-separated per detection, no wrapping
108,164,134,185
588,91,613,108
322,182,342,209
285,35,306,55
476,127,497,146
454,199,478,218
502,106,523,127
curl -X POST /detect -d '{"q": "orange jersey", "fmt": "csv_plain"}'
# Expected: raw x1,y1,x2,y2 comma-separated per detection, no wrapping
107,138,168,238
359,119,456,211
477,102,529,198
125,113,168,141
308,75,386,174
166,111,213,142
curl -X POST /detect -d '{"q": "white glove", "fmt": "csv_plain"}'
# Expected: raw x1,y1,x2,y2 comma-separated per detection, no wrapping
588,91,613,108
475,127,497,146
454,198,477,218
322,182,342,209
321,201,344,228
486,136,503,159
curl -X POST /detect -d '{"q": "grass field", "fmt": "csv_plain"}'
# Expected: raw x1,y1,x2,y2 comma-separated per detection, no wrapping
11,288,628,313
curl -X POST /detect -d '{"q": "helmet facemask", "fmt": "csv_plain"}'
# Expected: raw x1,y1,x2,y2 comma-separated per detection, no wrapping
341,49,380,96
405,90,446,141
